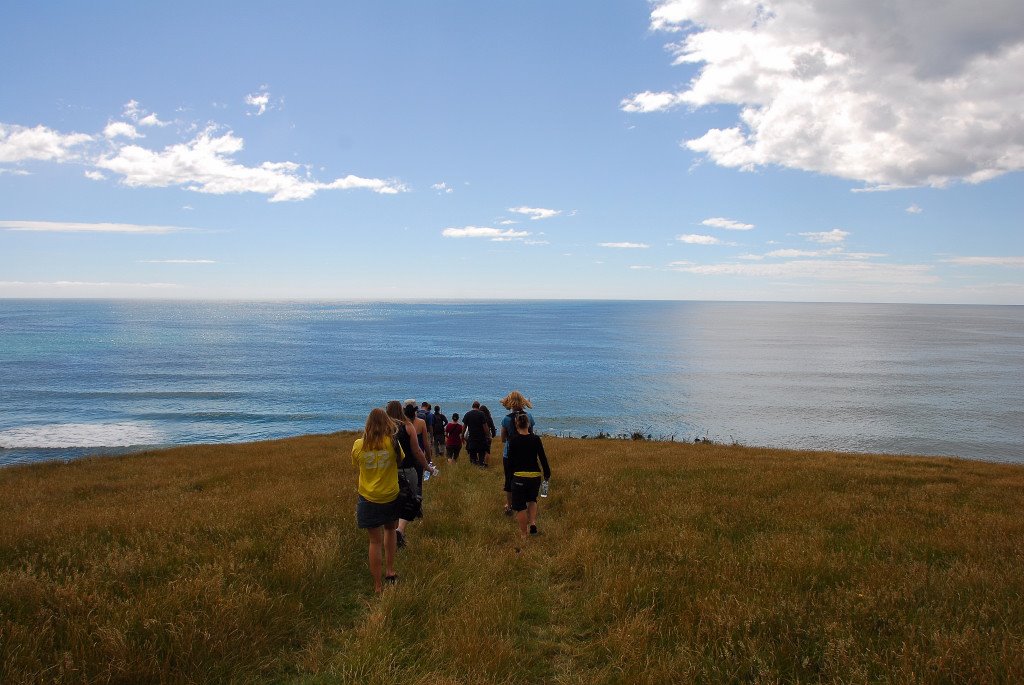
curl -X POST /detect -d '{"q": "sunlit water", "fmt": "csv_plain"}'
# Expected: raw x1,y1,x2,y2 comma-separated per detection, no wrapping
1,300,1021,465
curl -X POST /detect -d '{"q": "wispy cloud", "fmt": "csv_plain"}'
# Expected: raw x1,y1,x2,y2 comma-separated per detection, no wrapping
906,204,923,214
676,234,721,245
0,124,91,163
630,265,653,270
442,226,530,240
0,168,31,176
599,242,649,248
509,206,561,220
432,182,453,194
701,217,754,230
245,89,271,116
95,126,405,201
84,170,106,181
942,256,1024,267
799,229,849,244
0,280,181,289
139,259,217,264
675,260,937,284
0,220,192,234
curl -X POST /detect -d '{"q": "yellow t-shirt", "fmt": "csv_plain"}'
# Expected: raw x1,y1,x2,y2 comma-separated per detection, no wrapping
351,436,400,504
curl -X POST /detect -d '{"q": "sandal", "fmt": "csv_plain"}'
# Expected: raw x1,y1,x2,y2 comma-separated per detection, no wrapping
384,574,398,584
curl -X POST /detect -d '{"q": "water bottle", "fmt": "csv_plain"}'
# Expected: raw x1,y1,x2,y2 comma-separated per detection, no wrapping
540,480,549,498
423,467,431,483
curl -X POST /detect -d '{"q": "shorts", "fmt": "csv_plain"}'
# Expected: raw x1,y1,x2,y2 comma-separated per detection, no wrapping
446,444,462,460
502,456,514,492
399,466,422,497
356,495,399,529
510,476,542,512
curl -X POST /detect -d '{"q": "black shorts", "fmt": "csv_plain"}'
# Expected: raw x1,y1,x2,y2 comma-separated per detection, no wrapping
510,476,542,512
356,495,399,529
446,444,462,460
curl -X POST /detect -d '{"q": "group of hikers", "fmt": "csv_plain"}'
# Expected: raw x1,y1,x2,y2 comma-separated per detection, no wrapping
350,390,552,593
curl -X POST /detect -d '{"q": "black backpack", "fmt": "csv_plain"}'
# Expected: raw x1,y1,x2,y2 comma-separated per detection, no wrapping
507,409,531,435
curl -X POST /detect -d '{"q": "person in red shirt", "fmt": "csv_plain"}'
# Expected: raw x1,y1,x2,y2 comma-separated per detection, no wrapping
444,412,464,463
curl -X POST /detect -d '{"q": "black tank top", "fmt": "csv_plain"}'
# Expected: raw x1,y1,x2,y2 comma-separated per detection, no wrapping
394,423,416,469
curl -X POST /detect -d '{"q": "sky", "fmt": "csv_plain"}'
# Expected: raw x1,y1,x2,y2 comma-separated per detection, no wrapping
1,0,1022,303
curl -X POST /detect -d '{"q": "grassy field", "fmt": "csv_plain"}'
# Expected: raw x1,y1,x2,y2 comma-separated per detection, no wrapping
1,434,1023,684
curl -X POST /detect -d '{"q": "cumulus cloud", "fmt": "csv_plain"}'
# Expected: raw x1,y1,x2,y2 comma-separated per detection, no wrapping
432,182,453,194
0,124,91,163
84,170,106,181
442,226,530,240
138,113,168,127
509,206,561,220
0,220,191,234
800,229,849,244
122,100,168,127
95,126,404,201
625,0,1024,188
103,121,142,140
942,256,1024,267
600,242,649,248
701,216,754,230
677,233,721,245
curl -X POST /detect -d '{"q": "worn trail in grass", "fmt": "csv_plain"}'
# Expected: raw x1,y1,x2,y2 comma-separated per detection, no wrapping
3,435,1024,683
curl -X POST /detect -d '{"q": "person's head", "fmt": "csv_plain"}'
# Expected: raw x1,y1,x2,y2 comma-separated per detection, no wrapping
515,412,531,432
433,405,441,414
472,401,480,409
404,399,416,409
363,407,394,450
421,402,431,411
480,405,492,418
404,403,417,420
501,390,532,411
385,400,407,425
452,412,459,422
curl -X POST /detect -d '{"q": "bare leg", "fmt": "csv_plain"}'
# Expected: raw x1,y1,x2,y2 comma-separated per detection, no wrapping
367,526,384,593
516,509,529,538
528,501,538,528
397,518,408,535
383,520,397,577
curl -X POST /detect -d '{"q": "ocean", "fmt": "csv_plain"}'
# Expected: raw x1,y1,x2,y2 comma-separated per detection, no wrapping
1,300,1022,466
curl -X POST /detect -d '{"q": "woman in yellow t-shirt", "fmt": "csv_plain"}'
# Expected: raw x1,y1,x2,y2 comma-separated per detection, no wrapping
351,407,401,593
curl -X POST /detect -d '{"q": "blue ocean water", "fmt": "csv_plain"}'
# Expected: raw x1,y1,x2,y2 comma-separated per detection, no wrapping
1,300,1022,466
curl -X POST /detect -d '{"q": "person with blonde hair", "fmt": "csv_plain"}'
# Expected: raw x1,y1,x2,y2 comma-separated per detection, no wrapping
500,390,535,516
351,407,402,593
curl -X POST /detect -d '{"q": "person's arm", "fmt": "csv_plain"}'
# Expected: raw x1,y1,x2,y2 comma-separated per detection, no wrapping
536,436,551,481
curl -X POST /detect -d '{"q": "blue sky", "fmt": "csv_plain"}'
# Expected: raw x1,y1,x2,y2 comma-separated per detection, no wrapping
1,1,1022,303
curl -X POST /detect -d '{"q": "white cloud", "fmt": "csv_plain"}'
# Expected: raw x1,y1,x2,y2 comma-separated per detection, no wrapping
0,168,31,176
676,233,721,245
0,124,91,163
599,242,649,248
432,182,453,194
627,1,1024,188
668,260,693,266
509,206,561,220
442,226,530,240
800,229,849,244
139,259,217,264
676,259,937,284
498,219,518,225
906,204,924,214
103,121,142,140
524,239,550,245
245,91,271,116
942,256,1024,267
138,113,169,127
630,265,653,270
84,170,106,181
701,216,754,230
0,220,191,234
95,127,405,201
0,280,180,289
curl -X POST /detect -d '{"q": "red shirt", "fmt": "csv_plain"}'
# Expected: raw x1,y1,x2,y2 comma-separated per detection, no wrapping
445,422,464,447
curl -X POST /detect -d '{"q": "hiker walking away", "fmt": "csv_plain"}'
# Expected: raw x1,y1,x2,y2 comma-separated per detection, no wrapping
507,411,551,539
416,401,435,462
462,401,489,467
500,390,535,516
445,412,464,463
480,404,498,467
431,405,448,456
386,400,428,549
351,407,402,593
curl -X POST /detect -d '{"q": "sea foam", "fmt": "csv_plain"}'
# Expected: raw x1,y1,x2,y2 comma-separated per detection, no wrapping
0,422,165,449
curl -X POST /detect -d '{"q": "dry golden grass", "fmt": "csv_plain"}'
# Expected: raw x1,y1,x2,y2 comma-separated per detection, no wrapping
2,434,1023,683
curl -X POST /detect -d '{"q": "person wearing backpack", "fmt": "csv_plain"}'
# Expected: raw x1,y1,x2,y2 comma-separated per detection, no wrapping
416,402,435,462
445,412,464,463
500,390,535,516
431,405,448,456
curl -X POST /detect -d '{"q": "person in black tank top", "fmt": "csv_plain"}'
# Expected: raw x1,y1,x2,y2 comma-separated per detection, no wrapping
386,400,427,548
